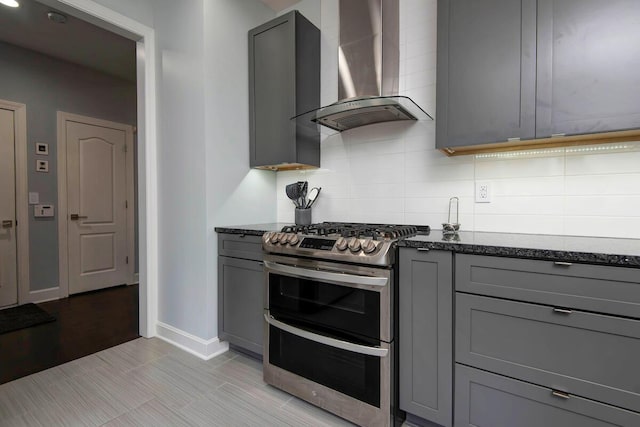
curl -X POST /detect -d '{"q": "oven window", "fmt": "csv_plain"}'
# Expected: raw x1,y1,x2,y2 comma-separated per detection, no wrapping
269,273,381,340
269,326,381,407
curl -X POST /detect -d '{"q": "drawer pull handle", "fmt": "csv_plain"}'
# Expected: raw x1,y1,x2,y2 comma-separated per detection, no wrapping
551,390,570,400
553,308,573,315
554,261,573,266
417,248,430,252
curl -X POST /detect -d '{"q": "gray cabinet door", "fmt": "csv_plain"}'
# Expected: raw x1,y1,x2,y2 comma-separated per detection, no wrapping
436,0,537,149
399,249,453,426
218,256,264,355
249,11,320,169
536,0,640,138
456,293,640,413
250,14,296,167
455,254,640,319
455,364,640,427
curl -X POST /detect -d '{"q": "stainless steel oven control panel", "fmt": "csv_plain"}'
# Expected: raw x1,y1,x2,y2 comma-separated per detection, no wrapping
262,232,394,266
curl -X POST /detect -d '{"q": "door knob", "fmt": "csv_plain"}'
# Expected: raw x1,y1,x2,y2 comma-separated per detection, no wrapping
70,214,88,220
1,220,13,228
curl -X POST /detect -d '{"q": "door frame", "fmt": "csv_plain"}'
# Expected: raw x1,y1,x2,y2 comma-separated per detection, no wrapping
38,0,158,338
57,112,135,298
0,99,29,307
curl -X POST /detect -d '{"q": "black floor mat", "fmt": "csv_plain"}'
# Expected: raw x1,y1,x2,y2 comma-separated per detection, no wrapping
0,303,56,335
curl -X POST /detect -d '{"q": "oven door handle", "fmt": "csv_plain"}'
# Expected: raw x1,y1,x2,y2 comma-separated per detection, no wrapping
263,260,388,287
264,314,388,358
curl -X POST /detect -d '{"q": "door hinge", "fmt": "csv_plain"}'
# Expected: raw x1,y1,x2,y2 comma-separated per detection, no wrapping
124,144,128,153
125,200,128,209
126,256,129,264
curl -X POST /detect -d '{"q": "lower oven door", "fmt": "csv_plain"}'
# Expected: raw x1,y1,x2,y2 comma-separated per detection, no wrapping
264,312,392,427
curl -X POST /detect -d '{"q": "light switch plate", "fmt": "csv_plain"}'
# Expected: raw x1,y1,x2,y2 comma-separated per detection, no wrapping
29,192,39,204
34,204,55,218
36,160,49,173
36,142,49,155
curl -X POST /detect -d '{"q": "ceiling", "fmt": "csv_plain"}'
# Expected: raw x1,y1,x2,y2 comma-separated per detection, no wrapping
0,0,135,81
258,0,301,12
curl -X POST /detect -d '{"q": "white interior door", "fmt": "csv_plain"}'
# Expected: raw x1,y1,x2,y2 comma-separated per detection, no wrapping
67,120,128,294
0,108,17,308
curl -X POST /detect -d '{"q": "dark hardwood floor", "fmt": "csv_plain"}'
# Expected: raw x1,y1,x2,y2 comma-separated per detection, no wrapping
0,284,139,384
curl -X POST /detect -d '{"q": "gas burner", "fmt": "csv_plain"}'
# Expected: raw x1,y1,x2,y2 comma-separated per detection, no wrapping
280,222,428,240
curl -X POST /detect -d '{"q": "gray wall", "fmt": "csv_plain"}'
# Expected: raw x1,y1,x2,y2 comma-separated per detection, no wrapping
0,41,137,292
151,0,277,340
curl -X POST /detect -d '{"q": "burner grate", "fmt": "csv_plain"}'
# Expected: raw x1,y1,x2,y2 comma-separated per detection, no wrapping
280,222,428,240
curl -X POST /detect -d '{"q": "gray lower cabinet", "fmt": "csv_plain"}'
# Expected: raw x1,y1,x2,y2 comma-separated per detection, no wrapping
399,248,453,427
455,254,640,318
218,234,264,356
456,293,640,413
455,364,640,427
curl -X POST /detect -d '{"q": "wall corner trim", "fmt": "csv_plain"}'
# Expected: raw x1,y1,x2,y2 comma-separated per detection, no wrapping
156,321,229,360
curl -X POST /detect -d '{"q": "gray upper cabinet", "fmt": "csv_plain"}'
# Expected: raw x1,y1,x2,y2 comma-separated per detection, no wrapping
249,11,320,170
399,248,453,427
437,0,640,151
436,0,537,149
536,0,640,138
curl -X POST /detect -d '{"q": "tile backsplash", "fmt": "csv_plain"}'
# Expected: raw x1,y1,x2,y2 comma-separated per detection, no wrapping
276,0,640,239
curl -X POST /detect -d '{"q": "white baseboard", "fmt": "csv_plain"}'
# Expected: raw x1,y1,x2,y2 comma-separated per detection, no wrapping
156,321,229,360
28,287,61,304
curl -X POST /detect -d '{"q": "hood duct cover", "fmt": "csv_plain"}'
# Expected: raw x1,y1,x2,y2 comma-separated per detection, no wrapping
293,0,433,133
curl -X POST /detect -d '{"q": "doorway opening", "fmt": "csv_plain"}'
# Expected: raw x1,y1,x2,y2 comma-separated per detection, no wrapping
0,0,157,348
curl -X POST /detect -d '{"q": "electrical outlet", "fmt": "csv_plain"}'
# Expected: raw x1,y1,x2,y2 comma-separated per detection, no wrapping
475,181,491,203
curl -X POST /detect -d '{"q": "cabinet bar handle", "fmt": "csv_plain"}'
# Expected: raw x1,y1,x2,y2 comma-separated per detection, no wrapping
507,137,521,142
553,308,573,315
417,248,430,252
554,261,573,266
551,390,570,399
551,133,566,138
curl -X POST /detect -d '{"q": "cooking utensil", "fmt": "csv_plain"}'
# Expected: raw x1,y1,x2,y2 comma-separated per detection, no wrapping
305,187,321,208
297,181,308,208
286,183,302,208
442,197,460,234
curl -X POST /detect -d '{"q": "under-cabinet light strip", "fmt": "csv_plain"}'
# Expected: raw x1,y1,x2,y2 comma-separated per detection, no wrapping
475,144,632,159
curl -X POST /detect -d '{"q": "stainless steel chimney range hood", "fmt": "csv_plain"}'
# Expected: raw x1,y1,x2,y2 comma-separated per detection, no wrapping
293,0,433,133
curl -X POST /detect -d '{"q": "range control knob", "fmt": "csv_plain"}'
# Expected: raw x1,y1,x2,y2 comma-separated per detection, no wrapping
270,232,280,244
279,233,290,245
348,238,361,253
335,237,348,251
263,232,275,243
362,240,377,254
289,234,299,245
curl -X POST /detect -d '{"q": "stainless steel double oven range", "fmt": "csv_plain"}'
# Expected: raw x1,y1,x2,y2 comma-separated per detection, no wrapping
262,223,425,427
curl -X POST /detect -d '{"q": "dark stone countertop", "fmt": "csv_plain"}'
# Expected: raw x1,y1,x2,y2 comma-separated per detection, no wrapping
214,223,291,236
400,230,640,268
215,224,640,268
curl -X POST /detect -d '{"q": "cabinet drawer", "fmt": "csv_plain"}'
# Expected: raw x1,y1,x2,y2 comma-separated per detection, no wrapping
455,364,640,427
218,233,264,261
455,254,640,318
456,293,640,412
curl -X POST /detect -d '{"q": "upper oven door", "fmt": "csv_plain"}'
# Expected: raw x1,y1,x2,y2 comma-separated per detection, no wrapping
264,255,392,342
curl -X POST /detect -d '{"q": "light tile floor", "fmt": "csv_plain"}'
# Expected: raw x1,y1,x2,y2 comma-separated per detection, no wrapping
0,338,356,426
